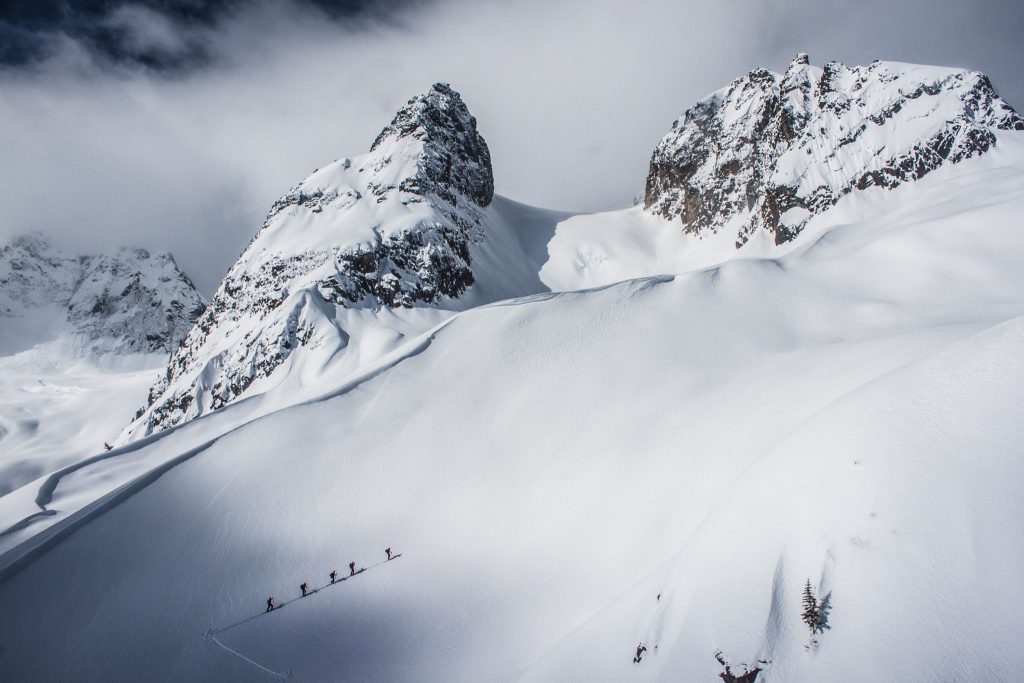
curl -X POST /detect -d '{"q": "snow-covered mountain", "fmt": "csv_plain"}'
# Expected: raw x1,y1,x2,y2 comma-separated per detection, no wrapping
130,60,1024,441
123,83,565,441
0,234,204,496
2,58,1024,683
0,233,204,360
644,55,1024,246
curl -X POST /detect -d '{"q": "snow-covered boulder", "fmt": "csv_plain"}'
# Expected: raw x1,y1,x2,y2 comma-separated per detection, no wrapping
644,54,1024,246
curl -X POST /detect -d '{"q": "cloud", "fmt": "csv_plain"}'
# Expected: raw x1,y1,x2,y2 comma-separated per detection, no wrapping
0,0,1021,293
101,5,195,62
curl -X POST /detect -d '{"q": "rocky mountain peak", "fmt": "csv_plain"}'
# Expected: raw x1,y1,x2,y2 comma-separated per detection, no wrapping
370,82,494,208
126,83,497,438
644,55,1024,246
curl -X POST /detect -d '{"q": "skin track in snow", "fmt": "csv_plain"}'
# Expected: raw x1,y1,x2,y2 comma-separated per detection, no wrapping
203,557,401,680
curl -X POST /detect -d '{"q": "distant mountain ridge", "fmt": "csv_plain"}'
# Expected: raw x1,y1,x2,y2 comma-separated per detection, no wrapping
0,233,204,358
644,54,1024,246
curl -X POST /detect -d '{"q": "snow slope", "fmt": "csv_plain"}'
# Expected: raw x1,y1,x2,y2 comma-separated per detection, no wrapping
0,362,157,498
1,131,1023,682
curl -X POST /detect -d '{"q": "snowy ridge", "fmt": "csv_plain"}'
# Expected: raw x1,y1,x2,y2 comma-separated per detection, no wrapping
644,54,1024,246
0,233,204,359
126,83,501,440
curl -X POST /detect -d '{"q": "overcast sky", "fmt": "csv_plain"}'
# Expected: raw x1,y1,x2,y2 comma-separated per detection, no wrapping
2,0,1022,292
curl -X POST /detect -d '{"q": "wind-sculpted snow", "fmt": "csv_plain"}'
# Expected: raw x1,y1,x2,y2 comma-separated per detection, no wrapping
2,141,1024,680
0,233,204,356
127,84,502,438
645,54,1024,246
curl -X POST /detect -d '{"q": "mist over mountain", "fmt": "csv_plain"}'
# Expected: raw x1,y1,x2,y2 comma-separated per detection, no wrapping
1,0,1021,293
0,233,203,359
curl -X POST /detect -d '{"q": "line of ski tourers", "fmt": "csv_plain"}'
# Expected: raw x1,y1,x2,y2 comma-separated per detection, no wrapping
265,547,397,612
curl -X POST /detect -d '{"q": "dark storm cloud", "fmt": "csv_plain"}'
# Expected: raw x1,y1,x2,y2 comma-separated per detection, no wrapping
1,1,223,69
0,0,1021,293
0,0,411,69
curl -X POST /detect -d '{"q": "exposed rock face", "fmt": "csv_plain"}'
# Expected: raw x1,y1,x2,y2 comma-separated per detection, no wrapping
645,55,1024,246
128,83,495,437
0,233,204,355
371,81,494,209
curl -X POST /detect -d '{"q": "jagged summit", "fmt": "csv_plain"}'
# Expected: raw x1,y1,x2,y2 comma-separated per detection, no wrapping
248,81,495,309
371,82,494,207
0,233,204,358
644,55,1024,246
125,83,499,437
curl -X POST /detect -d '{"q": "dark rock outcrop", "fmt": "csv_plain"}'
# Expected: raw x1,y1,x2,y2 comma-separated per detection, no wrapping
372,82,494,209
645,55,1024,246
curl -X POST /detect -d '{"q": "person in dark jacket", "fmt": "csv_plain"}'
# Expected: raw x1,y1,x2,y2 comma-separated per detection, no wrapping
300,582,309,597
266,597,275,612
386,547,393,561
330,570,338,584
349,561,356,576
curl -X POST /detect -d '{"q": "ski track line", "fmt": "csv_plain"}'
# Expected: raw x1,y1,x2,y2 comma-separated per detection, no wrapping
206,633,292,681
203,556,403,679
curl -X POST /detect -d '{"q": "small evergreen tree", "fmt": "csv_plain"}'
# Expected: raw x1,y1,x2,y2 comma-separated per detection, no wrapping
801,580,820,633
